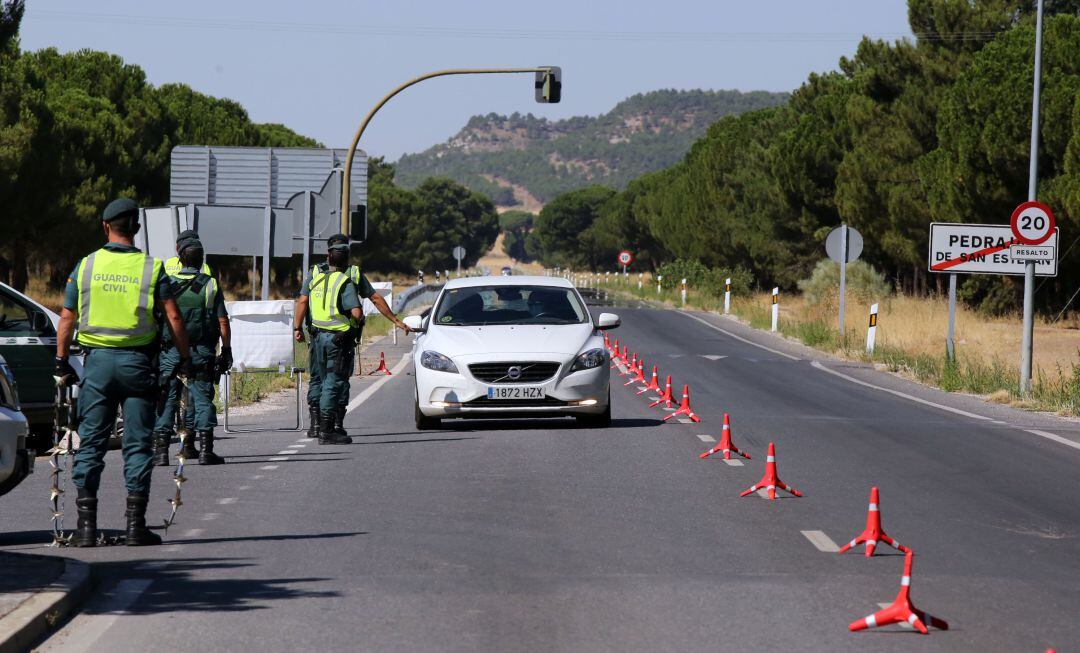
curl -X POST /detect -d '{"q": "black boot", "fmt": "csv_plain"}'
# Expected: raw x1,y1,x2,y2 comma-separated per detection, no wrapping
318,411,351,445
307,405,320,440
333,406,349,438
179,429,199,460
71,488,97,548
151,431,171,467
198,429,225,465
125,494,162,546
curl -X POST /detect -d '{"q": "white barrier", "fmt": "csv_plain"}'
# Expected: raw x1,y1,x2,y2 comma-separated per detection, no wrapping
771,287,779,332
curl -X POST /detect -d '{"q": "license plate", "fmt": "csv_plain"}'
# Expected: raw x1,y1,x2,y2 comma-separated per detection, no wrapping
487,386,545,400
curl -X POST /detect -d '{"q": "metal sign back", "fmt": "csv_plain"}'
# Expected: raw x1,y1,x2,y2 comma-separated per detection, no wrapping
826,226,863,263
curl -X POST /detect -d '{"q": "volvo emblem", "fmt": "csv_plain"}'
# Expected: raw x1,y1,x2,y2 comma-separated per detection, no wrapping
507,366,522,380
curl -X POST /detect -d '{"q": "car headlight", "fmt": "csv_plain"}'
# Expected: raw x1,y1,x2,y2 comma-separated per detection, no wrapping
570,348,606,373
420,350,459,374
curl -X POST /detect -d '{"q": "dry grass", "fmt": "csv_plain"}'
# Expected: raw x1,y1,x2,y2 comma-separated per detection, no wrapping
476,233,546,275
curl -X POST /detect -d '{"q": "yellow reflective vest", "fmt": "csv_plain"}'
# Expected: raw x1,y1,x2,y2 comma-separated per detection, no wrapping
308,267,351,332
311,264,363,328
164,257,211,277
74,249,163,348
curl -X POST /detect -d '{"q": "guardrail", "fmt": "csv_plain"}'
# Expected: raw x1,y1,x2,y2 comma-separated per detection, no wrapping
394,283,444,314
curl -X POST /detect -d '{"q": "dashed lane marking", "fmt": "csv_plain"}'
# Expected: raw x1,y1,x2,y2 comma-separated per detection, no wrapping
722,459,744,467
38,579,154,653
1025,429,1080,453
297,438,315,443
250,475,264,480
183,528,205,538
201,513,220,521
268,457,288,462
346,353,410,413
217,497,237,505
801,530,841,553
697,434,716,442
260,465,280,470
288,444,306,448
238,485,251,491
701,355,727,361
680,311,800,361
275,450,298,455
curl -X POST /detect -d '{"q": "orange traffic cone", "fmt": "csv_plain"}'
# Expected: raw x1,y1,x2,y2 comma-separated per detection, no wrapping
663,385,701,422
838,487,910,557
637,365,660,396
700,413,750,460
611,345,627,369
621,352,638,377
603,333,611,352
849,551,948,635
369,351,392,376
739,442,802,499
649,375,675,409
624,358,647,386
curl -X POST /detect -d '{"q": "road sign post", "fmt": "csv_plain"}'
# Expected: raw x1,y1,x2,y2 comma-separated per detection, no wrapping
452,245,466,276
826,224,863,340
1020,0,1047,396
946,273,957,361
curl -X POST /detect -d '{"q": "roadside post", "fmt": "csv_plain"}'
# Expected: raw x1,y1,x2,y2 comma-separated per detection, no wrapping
638,273,643,291
436,270,441,284
724,278,731,314
605,271,610,285
681,278,687,306
826,224,864,341
866,303,878,354
452,245,465,276
657,274,663,295
771,287,779,332
418,270,424,285
947,274,957,360
1020,0,1046,396
445,269,450,281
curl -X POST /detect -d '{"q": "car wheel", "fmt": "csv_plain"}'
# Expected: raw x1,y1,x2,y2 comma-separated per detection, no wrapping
576,393,611,428
415,396,441,430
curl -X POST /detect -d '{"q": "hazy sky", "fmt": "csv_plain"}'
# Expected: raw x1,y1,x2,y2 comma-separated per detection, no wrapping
20,1,913,160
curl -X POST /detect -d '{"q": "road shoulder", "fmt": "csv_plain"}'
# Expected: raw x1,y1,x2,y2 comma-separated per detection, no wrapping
0,552,91,653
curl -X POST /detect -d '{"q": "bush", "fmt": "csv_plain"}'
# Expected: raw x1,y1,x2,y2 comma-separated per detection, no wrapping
797,259,890,306
655,259,754,296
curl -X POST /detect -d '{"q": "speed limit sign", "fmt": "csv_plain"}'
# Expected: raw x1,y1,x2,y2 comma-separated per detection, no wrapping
1011,201,1056,245
617,250,633,266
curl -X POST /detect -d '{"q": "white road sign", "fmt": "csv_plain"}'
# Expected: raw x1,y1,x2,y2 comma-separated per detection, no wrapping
1009,244,1055,261
928,223,1058,277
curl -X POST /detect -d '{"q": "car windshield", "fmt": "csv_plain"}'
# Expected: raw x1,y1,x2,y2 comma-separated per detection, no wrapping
433,285,588,326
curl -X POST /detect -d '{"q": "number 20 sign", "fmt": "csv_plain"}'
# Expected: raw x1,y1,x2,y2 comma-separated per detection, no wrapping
1011,201,1056,246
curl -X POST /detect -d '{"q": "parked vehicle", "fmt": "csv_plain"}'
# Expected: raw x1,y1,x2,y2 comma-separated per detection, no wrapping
0,354,32,497
0,282,84,450
405,275,620,429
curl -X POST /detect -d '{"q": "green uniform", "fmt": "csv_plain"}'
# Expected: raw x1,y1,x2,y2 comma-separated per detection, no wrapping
300,265,361,413
154,268,227,435
306,264,376,411
62,243,171,494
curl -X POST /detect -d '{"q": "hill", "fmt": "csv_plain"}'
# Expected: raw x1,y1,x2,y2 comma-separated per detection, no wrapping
395,89,788,209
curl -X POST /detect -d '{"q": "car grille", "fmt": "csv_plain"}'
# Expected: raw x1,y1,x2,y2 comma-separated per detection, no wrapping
468,361,560,384
465,396,569,408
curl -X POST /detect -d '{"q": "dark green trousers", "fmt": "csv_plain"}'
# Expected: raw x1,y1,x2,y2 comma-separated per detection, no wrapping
154,346,217,433
72,347,157,494
307,331,352,414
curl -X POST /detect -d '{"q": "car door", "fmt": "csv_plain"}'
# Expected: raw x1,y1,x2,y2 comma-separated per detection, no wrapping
0,288,56,412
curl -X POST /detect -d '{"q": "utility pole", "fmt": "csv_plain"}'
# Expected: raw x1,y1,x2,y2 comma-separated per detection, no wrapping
1020,0,1045,395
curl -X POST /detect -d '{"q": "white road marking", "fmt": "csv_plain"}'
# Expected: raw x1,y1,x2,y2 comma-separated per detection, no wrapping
1025,429,1080,452
297,437,315,442
801,530,841,553
237,485,251,491
201,513,220,521
276,450,298,455
722,459,744,467
250,475,264,480
346,353,410,413
260,465,280,470
756,488,771,499
697,434,716,442
268,456,288,462
810,361,992,422
217,497,237,505
288,444,306,448
182,528,204,537
680,311,800,360
38,579,154,653
162,544,182,552
678,418,694,424
701,355,727,361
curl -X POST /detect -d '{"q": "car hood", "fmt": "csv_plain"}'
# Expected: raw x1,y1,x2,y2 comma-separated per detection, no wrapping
423,323,594,357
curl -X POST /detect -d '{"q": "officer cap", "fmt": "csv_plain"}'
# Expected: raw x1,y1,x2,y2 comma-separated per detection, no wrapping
176,234,203,254
177,229,199,243
327,233,350,251
101,198,139,222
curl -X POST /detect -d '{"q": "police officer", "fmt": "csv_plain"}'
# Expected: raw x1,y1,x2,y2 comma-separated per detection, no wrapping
293,235,408,444
164,229,213,277
152,232,231,466
54,198,193,547
308,233,411,439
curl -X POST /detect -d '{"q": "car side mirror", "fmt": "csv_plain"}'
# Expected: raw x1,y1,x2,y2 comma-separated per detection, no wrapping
596,312,620,330
403,315,426,333
29,310,51,333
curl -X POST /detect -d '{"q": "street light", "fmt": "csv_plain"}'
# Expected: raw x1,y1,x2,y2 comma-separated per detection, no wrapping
340,66,562,234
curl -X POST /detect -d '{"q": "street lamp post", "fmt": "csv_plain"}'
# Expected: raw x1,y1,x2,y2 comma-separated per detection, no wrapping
340,67,561,233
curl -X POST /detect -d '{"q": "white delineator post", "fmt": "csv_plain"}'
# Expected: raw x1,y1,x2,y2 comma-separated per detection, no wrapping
866,303,878,354
681,278,688,306
638,273,643,291
724,277,731,314
657,274,663,294
771,287,780,332
605,271,609,284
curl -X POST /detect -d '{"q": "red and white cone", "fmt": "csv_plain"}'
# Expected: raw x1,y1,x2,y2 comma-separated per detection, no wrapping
700,413,750,460
624,358,647,386
663,385,701,422
636,365,660,395
611,345,628,369
849,551,948,635
649,375,675,409
603,333,611,352
369,351,392,376
838,487,910,557
621,352,638,377
739,442,802,500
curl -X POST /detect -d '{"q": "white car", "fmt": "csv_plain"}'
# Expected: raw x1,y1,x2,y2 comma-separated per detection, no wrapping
404,276,620,429
0,355,32,497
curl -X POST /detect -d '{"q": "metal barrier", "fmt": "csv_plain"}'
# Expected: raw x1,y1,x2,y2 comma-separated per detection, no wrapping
222,365,306,434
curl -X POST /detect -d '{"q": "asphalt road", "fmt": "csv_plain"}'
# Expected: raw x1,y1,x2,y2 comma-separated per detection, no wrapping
3,301,1080,652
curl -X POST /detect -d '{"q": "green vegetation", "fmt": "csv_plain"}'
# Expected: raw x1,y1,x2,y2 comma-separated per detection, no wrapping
396,89,788,205
534,3,1080,316
498,210,536,262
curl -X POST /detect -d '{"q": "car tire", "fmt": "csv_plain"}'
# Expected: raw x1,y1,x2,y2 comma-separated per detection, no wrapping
576,393,611,428
415,397,441,431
